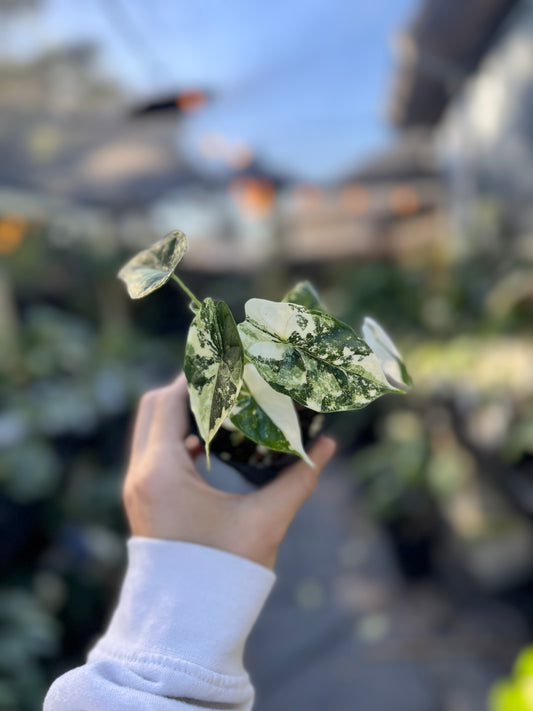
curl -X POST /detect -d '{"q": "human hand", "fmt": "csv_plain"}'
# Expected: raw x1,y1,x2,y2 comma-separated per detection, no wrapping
123,373,336,569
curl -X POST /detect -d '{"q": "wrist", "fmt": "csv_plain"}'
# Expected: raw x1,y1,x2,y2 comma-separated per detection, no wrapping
90,537,276,676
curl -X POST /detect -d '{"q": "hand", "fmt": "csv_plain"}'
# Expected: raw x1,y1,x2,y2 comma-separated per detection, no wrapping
123,373,336,569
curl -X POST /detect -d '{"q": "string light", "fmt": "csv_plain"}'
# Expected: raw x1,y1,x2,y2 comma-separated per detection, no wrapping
0,214,26,254
389,185,420,216
230,177,275,218
176,90,208,113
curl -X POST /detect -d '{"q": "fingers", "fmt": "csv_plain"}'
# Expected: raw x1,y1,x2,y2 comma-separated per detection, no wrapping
185,434,204,459
252,435,337,524
130,390,157,454
149,372,192,442
130,373,191,453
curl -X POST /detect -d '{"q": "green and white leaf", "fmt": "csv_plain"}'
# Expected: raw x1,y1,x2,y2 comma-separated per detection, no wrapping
118,230,188,299
230,364,312,465
238,299,395,413
362,317,412,391
282,280,326,312
184,298,244,466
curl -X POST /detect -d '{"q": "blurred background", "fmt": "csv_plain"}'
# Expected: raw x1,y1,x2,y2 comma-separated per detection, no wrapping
2,0,533,709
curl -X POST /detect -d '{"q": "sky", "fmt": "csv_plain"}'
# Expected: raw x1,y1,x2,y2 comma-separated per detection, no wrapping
1,0,419,183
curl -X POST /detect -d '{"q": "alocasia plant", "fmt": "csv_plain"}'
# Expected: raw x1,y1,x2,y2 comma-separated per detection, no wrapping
118,230,411,473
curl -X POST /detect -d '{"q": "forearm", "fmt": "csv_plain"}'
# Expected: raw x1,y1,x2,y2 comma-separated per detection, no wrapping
44,538,275,711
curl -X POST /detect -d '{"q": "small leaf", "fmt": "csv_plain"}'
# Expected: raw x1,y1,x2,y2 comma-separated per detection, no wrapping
230,364,312,464
362,317,412,391
184,298,243,466
282,281,326,312
489,681,530,711
238,299,394,413
515,648,533,679
118,230,188,299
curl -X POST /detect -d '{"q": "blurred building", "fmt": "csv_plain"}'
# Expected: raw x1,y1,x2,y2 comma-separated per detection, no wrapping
279,134,445,266
390,0,533,256
0,9,451,272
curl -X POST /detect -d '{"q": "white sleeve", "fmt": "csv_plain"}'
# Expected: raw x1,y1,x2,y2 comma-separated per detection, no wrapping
43,537,276,711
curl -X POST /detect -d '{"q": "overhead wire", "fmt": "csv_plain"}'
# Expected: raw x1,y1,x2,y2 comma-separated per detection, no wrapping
97,0,176,84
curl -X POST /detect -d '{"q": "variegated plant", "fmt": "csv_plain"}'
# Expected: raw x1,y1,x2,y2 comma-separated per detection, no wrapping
118,230,411,469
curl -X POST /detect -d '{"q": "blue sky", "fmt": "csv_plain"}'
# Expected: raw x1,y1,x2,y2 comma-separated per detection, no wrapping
2,0,418,182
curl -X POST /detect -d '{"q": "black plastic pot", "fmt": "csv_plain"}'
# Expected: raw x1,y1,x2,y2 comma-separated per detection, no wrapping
383,506,442,580
208,405,326,486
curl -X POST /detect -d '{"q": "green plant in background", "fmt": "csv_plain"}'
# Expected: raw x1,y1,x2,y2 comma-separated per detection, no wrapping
118,231,412,472
0,589,60,711
0,230,193,710
490,646,533,710
5,212,532,709
351,408,430,522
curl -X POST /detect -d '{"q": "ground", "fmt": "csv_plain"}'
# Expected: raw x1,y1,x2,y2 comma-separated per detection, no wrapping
205,457,527,711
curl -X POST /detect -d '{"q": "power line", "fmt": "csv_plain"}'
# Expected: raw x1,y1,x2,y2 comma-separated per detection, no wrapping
97,0,175,84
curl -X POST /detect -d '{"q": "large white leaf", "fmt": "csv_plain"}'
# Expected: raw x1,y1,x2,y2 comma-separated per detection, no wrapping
238,364,312,465
238,299,394,412
362,317,411,391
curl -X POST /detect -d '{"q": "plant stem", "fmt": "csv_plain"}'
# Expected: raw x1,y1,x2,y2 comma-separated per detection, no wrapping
171,273,201,308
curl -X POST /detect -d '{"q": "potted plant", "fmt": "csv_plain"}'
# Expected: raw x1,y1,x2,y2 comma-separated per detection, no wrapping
350,408,440,579
118,230,411,484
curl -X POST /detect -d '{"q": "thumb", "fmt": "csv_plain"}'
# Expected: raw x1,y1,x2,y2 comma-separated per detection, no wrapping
184,434,204,459
253,435,337,524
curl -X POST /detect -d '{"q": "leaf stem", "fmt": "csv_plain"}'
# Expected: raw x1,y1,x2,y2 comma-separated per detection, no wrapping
171,273,201,308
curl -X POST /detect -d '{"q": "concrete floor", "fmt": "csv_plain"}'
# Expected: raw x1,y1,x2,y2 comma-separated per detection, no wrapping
231,458,530,711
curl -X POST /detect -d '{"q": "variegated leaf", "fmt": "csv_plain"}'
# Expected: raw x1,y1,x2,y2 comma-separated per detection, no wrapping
238,299,394,413
184,298,243,466
362,317,412,391
118,230,188,299
230,364,312,464
282,280,326,312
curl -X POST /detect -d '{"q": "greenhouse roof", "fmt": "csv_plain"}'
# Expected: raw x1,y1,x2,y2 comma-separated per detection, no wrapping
390,0,520,127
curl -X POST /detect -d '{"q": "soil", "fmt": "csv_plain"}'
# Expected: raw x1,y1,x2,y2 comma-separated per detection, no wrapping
209,404,326,486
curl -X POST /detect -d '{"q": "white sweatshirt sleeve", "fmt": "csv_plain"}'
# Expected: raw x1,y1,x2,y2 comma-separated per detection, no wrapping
43,537,276,711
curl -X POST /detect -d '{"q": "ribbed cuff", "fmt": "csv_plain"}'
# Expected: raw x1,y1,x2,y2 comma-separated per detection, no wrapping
89,537,276,677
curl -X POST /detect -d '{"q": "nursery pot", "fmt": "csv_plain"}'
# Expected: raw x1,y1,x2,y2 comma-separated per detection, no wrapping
383,505,441,580
208,405,326,486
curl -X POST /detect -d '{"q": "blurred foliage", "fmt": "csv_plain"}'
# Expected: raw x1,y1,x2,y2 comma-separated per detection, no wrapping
326,227,533,591
3,200,533,709
490,646,533,710
0,226,193,710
